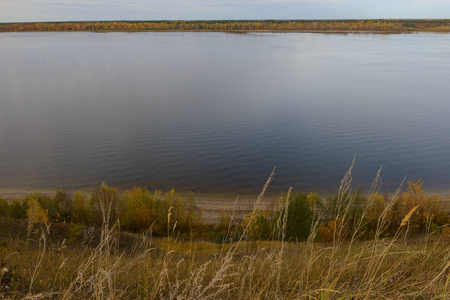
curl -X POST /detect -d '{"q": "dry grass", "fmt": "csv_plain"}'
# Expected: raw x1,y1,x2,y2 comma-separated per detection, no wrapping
1,167,450,299
1,233,449,299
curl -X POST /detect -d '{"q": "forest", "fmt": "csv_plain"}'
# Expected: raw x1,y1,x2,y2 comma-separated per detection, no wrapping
2,19,450,32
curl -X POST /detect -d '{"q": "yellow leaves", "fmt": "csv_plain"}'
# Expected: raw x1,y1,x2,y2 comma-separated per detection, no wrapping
403,179,427,209
121,187,154,231
442,225,450,241
394,178,447,234
153,189,162,198
318,218,343,242
241,212,271,240
27,197,49,225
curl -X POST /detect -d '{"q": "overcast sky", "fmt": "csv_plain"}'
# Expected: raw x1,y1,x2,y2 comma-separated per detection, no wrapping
1,0,449,23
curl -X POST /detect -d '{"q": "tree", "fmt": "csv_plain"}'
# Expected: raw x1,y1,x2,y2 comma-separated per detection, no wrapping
396,179,448,234
120,187,155,232
72,191,89,224
0,198,9,216
26,197,49,235
284,193,315,241
90,182,119,226
9,199,27,219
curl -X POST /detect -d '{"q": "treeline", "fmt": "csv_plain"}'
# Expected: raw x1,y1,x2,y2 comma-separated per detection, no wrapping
239,179,449,243
2,19,450,32
0,179,448,243
0,182,199,238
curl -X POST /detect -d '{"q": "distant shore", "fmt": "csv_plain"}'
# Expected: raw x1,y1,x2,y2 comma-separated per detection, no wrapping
2,19,450,33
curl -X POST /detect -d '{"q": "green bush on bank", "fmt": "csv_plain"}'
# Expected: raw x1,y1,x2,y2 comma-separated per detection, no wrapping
0,198,9,216
1,182,201,237
1,179,448,242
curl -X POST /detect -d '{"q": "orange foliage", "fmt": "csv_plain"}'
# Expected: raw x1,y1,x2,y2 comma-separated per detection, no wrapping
442,225,450,241
393,179,447,234
317,218,345,242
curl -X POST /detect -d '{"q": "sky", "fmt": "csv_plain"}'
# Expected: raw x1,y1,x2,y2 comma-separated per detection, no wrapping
0,0,449,23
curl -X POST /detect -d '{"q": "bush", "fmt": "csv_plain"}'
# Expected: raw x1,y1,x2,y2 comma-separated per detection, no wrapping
119,187,155,232
54,189,73,222
67,223,84,243
26,197,49,228
285,193,315,241
89,182,119,226
442,225,450,241
9,200,27,219
242,213,272,241
0,198,9,216
366,193,386,231
317,218,345,242
72,191,90,224
389,179,449,235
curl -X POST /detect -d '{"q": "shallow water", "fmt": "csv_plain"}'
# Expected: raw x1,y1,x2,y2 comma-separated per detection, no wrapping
1,32,450,194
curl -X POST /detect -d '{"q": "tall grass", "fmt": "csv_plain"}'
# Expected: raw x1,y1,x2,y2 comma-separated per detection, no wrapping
1,166,450,299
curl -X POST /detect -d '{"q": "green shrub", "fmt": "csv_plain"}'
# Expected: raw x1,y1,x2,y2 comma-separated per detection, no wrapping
72,191,89,224
283,193,315,241
249,215,271,240
9,199,27,219
67,223,84,243
0,198,9,216
54,189,73,222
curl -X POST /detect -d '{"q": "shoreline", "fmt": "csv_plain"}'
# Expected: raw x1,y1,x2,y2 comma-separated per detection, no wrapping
3,19,450,34
2,187,450,224
1,29,450,34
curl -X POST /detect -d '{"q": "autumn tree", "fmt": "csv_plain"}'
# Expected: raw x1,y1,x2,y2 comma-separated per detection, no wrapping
90,182,119,226
26,197,49,236
391,179,448,235
119,187,155,232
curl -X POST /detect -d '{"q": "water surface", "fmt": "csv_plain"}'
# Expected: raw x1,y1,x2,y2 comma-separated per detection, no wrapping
1,32,450,194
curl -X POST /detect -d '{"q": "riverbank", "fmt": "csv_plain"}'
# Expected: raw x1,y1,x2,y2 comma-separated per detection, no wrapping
2,187,450,224
2,19,450,33
0,188,276,224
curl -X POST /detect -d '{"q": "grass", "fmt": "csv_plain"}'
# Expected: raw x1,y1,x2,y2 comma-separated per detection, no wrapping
1,166,449,299
1,232,449,299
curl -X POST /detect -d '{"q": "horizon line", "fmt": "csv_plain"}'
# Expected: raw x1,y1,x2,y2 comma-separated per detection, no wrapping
1,18,449,25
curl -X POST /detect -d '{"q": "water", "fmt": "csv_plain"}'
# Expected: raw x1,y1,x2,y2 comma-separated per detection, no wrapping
1,32,450,194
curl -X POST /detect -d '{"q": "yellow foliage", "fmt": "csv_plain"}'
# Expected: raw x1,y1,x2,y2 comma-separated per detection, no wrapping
121,187,154,231
402,179,427,212
27,197,49,225
241,210,272,240
318,218,344,242
396,179,447,233
442,225,450,241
